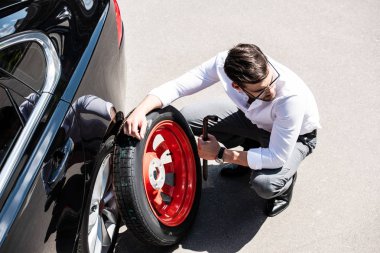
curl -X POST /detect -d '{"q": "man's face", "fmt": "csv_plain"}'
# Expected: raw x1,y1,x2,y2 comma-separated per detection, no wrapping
232,62,279,103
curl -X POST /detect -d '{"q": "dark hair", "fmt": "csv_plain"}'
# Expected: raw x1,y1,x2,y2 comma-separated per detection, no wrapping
224,44,268,87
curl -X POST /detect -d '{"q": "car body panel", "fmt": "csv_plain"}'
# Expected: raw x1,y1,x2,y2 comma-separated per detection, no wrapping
0,99,81,253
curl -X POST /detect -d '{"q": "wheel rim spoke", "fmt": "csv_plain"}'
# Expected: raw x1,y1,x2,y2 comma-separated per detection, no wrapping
92,184,102,203
102,208,117,225
106,224,116,244
87,152,118,253
102,191,114,205
100,218,111,247
88,209,99,233
94,217,103,253
88,214,99,253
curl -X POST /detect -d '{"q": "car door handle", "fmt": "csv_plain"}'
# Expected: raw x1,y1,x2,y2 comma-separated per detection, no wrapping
47,138,74,188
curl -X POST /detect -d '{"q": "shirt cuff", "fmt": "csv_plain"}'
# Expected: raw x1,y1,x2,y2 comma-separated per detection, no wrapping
247,148,263,170
105,102,114,120
148,87,172,107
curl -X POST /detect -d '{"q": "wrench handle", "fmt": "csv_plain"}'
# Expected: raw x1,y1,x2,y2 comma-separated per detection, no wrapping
202,160,208,181
202,120,209,141
202,118,209,181
201,115,218,181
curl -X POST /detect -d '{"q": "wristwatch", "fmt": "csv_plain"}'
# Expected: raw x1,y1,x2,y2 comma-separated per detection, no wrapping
215,147,225,164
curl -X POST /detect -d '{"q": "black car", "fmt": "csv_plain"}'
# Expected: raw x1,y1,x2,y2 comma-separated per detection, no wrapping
0,0,126,252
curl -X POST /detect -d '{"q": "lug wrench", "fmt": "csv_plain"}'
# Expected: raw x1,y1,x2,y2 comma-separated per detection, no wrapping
202,115,219,181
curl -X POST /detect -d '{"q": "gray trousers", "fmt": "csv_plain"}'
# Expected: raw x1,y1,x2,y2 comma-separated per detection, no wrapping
180,99,317,199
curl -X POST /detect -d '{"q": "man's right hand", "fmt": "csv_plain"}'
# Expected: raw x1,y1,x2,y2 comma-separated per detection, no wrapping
123,110,147,140
123,95,163,140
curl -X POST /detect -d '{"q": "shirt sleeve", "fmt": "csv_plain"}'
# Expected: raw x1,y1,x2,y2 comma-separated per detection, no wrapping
72,95,114,120
19,93,39,121
149,54,220,107
247,95,305,170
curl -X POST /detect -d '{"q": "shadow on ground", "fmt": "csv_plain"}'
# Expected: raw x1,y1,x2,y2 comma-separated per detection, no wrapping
114,165,267,253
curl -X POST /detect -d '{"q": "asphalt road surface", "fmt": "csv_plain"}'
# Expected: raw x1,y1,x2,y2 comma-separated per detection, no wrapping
115,1,380,252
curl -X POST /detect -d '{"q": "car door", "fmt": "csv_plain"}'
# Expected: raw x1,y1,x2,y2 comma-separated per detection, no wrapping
0,32,87,253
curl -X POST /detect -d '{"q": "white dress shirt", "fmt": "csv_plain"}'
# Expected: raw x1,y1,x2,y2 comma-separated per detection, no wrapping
149,51,321,170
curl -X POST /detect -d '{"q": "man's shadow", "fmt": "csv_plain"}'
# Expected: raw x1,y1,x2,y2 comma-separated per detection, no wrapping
115,165,267,253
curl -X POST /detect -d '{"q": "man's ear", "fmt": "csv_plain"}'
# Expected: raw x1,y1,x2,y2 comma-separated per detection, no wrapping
231,82,242,91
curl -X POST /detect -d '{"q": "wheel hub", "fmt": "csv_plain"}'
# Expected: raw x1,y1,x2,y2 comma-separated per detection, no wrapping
148,157,165,190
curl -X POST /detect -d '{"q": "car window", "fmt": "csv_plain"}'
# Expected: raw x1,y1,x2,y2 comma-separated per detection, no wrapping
0,87,23,168
0,41,47,169
0,41,46,92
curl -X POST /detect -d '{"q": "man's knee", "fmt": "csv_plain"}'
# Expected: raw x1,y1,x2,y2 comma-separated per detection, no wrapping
250,174,288,199
180,106,201,135
179,105,190,119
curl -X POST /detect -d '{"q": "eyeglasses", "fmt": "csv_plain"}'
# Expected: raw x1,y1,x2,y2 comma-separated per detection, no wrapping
240,61,280,101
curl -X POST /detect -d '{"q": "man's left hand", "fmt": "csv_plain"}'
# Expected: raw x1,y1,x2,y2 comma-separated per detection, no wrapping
197,134,220,160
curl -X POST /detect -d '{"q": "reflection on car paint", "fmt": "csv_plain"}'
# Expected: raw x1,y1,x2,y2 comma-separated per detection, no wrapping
0,8,28,38
16,93,115,193
81,0,95,11
56,6,72,21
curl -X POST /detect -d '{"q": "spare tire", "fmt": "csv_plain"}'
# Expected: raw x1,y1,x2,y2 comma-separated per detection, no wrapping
113,106,201,246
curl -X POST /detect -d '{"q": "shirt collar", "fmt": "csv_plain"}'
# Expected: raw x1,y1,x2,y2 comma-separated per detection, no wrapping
247,99,263,111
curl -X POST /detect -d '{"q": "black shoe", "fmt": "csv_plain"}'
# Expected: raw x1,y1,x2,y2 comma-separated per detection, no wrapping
266,173,297,217
220,164,251,177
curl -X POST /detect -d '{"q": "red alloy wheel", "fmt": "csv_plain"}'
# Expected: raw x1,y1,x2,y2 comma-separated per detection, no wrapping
142,120,197,227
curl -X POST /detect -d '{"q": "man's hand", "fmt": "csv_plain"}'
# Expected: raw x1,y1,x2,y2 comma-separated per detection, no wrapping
123,110,147,140
197,134,221,160
109,106,117,122
123,95,163,140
